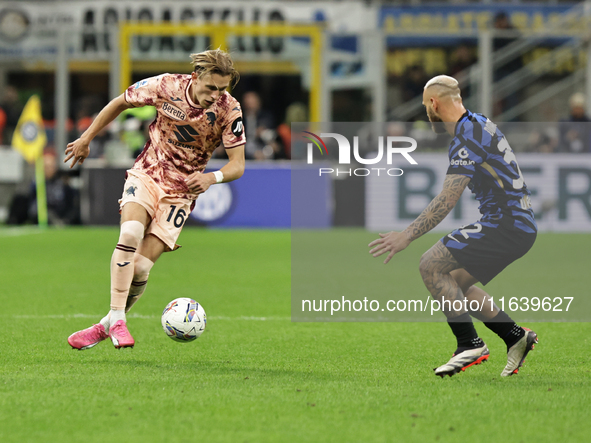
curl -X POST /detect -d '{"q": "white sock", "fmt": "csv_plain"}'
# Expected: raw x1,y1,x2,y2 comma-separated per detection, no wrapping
99,309,126,332
110,309,126,324
99,314,110,332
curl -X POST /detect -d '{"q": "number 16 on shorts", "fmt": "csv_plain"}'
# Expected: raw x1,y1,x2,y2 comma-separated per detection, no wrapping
167,205,187,228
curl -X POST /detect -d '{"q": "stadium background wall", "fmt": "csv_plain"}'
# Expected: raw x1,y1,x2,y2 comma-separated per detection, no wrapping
80,155,591,232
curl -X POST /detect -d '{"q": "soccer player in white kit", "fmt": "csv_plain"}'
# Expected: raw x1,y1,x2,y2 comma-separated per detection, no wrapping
66,50,246,349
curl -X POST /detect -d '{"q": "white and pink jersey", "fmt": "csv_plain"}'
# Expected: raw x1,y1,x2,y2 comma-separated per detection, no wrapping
124,73,245,200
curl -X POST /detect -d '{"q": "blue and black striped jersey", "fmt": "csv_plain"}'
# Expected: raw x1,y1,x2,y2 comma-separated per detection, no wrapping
447,110,537,233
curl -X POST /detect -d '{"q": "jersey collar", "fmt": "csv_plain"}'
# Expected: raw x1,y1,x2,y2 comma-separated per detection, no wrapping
185,78,202,109
454,109,471,135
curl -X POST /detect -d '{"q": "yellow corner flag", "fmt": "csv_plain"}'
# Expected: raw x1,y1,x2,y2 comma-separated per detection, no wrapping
12,95,47,163
12,95,48,228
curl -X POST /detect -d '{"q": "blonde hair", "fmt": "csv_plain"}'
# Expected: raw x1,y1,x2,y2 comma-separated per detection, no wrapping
424,75,462,100
190,49,240,87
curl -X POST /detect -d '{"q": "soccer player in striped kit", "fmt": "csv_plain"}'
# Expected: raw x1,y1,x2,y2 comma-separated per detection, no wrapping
369,75,538,377
66,49,246,350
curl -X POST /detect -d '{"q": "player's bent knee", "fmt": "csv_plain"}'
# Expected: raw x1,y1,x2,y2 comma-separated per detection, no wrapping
119,220,145,249
133,254,154,280
419,252,434,281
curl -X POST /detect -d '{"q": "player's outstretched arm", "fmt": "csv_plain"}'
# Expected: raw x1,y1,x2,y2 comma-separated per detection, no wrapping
403,174,470,240
64,94,133,168
369,174,470,264
185,145,245,195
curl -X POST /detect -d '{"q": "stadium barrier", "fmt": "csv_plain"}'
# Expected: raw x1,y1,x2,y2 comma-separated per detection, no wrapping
81,161,329,229
5,150,590,232
365,153,591,233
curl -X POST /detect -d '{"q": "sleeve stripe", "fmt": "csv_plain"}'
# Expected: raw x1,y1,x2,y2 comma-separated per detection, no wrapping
470,117,483,145
224,143,245,149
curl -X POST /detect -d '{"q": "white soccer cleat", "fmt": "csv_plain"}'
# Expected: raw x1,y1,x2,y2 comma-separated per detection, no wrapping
434,344,490,378
501,328,538,377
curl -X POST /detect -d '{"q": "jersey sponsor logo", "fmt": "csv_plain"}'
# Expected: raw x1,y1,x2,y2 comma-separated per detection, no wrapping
162,102,186,121
206,112,217,127
167,138,195,150
173,124,199,143
458,148,469,159
231,117,244,137
450,158,476,166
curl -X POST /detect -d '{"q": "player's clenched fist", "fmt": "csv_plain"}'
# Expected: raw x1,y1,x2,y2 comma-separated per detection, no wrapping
64,138,90,168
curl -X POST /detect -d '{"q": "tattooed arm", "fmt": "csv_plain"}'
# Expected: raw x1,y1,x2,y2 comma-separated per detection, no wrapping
369,174,471,264
403,174,470,240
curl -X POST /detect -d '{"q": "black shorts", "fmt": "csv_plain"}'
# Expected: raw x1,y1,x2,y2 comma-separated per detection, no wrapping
440,217,536,285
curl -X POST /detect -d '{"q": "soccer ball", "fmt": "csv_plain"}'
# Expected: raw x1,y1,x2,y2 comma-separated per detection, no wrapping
161,298,207,342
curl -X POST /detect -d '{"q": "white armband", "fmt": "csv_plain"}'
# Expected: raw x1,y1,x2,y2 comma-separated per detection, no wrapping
213,170,224,183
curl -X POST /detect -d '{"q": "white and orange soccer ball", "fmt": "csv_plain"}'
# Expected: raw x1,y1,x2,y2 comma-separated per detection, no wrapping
161,298,206,342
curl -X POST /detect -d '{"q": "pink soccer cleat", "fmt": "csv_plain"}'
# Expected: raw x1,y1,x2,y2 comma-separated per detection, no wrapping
68,324,109,350
109,320,135,349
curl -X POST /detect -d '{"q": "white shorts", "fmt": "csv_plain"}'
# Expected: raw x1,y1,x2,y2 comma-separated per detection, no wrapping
119,170,193,251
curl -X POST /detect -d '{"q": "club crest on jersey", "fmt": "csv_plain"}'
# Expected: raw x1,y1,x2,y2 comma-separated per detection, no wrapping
206,112,217,127
125,185,137,196
162,102,186,121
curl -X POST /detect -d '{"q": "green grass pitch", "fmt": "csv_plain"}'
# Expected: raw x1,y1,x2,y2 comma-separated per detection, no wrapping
1,227,590,443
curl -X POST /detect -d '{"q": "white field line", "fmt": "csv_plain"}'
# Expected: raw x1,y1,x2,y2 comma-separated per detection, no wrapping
0,227,44,238
8,313,290,321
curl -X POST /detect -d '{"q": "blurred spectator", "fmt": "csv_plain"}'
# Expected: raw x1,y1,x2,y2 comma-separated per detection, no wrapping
116,106,157,158
401,65,427,103
559,92,591,153
448,44,476,99
277,102,307,159
492,12,523,80
86,116,111,159
74,107,108,159
492,12,523,118
525,128,558,154
0,86,24,144
7,151,80,225
401,65,428,121
242,91,277,160
449,45,476,78
0,105,6,145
